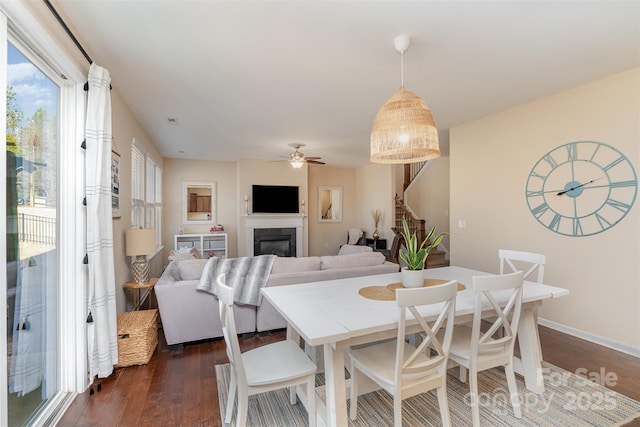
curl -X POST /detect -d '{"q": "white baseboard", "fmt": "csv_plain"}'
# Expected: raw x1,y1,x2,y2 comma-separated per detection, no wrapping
538,318,640,358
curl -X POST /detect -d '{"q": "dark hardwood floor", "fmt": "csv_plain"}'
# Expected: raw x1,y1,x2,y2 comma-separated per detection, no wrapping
58,325,640,426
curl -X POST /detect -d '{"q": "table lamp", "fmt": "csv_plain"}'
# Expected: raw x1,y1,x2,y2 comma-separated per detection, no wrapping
125,228,156,284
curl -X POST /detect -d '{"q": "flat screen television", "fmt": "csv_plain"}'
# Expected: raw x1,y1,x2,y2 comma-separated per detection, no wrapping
252,185,299,213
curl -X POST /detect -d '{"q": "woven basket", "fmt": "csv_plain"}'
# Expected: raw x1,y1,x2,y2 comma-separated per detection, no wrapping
116,309,158,367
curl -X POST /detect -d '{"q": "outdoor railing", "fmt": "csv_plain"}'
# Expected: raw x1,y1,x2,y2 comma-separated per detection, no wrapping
18,213,56,245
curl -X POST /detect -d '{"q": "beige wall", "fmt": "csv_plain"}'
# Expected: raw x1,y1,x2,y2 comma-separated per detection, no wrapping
162,158,238,260
410,156,451,251
450,67,640,351
355,164,396,242
308,165,358,255
110,90,163,314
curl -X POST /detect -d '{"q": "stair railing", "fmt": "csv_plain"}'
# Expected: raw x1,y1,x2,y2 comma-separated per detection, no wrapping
394,194,426,242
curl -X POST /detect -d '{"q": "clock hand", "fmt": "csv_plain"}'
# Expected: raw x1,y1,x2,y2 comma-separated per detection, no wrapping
556,177,601,196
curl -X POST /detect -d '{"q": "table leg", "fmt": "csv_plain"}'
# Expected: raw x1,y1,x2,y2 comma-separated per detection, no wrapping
286,324,300,343
133,289,139,310
517,304,545,394
323,344,347,427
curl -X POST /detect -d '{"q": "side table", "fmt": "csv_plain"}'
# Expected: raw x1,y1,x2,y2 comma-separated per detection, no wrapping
365,238,387,250
123,278,158,311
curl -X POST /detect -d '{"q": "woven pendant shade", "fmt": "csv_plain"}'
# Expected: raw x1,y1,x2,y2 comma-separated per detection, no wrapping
370,85,440,164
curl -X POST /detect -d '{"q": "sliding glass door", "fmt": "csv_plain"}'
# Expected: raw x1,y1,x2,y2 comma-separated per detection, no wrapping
6,40,60,426
2,3,89,425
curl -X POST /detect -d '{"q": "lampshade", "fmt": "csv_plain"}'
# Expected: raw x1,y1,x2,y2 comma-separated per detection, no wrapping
370,86,440,164
125,228,156,256
370,35,440,164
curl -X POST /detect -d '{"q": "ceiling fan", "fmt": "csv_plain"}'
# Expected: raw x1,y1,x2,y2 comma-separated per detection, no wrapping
279,143,325,168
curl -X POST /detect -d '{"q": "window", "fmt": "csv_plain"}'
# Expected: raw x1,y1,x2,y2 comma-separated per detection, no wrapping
131,139,162,247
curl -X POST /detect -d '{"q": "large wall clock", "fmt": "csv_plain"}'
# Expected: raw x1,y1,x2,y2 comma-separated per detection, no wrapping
526,141,637,236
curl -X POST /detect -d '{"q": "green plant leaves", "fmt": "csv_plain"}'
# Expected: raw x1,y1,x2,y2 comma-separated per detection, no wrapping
399,218,448,270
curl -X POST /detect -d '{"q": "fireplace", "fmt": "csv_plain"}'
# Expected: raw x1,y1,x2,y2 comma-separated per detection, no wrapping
244,214,304,257
254,228,296,257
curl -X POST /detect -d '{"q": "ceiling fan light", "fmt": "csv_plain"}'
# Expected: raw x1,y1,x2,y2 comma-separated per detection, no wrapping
370,86,440,164
290,159,305,169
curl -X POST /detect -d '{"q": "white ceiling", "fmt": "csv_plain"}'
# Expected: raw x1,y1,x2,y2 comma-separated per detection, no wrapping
56,1,639,167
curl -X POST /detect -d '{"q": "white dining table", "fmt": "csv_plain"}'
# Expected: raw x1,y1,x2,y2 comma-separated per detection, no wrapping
261,265,569,427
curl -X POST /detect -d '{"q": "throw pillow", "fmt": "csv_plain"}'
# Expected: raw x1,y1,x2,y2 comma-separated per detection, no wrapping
190,247,203,259
176,258,208,281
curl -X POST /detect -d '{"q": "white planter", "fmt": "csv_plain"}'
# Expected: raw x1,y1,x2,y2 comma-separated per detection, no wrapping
401,268,424,288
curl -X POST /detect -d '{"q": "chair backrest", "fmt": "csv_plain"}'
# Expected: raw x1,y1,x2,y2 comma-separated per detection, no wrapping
499,249,545,283
471,271,524,357
388,234,403,264
394,280,458,382
217,273,247,382
347,228,365,245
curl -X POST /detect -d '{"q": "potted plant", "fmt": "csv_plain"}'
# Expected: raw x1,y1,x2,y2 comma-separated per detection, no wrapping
399,218,448,287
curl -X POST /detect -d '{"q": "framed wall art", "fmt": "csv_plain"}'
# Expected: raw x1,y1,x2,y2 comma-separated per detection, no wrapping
111,150,121,218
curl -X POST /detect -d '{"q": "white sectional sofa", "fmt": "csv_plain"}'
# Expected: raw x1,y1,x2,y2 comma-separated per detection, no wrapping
155,252,399,345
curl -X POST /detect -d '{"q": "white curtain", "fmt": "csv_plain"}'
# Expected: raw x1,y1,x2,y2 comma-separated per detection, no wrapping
85,63,118,382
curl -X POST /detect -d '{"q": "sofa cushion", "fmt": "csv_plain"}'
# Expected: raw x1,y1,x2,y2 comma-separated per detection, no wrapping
175,258,209,281
270,256,321,274
320,252,386,270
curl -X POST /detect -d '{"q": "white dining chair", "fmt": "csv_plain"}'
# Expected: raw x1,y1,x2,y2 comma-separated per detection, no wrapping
448,270,524,427
216,274,317,427
499,249,546,359
348,280,458,427
499,249,545,283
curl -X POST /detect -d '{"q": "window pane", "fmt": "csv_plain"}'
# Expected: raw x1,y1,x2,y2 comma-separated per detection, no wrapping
6,41,59,426
131,143,143,228
155,166,162,203
145,157,154,203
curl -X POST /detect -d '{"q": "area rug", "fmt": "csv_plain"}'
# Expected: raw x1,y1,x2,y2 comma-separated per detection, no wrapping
215,362,640,426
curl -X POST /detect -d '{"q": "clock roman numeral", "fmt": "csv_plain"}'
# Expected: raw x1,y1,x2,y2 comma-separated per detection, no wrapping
527,189,543,197
610,180,637,188
531,202,549,218
589,144,602,162
565,142,578,161
529,170,547,181
606,199,631,214
548,214,561,231
542,154,558,168
595,213,612,230
572,218,584,236
603,155,625,171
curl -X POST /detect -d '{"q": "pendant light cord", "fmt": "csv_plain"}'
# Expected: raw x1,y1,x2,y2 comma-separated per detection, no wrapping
400,51,404,87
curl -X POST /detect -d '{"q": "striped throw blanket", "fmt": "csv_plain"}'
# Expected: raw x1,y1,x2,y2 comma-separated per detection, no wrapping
196,255,276,305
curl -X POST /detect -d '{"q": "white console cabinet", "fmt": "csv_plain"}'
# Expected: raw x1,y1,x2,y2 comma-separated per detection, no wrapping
174,233,228,258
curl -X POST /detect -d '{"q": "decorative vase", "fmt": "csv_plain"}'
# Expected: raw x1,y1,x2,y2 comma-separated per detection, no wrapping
401,268,424,288
372,229,380,240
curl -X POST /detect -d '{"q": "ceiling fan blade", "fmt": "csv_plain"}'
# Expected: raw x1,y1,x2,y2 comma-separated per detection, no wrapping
303,156,322,160
306,160,326,165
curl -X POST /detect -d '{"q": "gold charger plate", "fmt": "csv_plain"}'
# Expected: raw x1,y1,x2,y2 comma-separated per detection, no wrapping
359,279,466,302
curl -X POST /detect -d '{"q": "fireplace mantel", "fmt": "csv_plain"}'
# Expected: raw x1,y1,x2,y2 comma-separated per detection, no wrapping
244,214,304,257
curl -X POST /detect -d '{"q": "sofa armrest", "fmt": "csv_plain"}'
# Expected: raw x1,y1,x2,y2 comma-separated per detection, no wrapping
155,278,256,345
